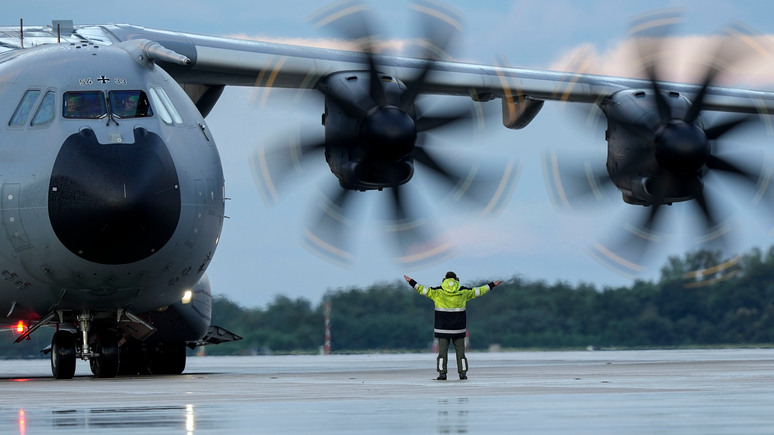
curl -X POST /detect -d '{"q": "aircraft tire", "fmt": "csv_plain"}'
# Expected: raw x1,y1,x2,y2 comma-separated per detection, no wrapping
147,342,186,375
90,331,119,378
51,330,76,379
118,342,143,376
164,342,187,375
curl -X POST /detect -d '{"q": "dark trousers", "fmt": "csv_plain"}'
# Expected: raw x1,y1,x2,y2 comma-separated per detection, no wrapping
437,337,467,374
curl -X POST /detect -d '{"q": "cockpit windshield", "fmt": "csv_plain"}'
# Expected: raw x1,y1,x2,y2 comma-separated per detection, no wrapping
109,90,152,118
63,90,153,120
63,91,106,119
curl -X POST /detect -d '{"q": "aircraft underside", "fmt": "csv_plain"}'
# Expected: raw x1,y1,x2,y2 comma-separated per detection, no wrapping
49,328,188,378
40,306,241,379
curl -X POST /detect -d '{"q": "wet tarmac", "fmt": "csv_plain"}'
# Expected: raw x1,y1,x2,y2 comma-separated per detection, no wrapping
1,349,773,434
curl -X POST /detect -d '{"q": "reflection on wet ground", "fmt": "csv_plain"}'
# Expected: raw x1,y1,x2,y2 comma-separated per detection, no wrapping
437,398,468,434
16,405,197,434
2,350,774,434
50,406,196,431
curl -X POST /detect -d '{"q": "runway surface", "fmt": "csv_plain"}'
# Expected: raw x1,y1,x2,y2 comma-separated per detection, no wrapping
1,349,773,434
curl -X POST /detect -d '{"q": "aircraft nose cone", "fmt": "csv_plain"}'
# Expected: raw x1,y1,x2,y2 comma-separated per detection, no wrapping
48,128,181,264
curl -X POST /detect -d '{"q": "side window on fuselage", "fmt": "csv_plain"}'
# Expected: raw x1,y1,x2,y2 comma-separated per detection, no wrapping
31,91,56,127
148,87,183,125
9,90,41,127
63,91,107,119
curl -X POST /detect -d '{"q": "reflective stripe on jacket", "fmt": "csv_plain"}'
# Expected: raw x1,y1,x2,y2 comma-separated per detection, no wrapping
409,277,494,339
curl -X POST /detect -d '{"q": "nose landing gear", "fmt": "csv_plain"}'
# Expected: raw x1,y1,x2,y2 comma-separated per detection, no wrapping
47,309,195,379
49,310,120,379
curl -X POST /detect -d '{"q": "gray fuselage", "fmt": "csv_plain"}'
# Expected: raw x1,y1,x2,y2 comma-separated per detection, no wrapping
0,41,224,322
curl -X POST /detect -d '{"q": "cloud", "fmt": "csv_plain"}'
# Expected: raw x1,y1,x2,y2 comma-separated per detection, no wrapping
548,34,774,88
224,33,415,55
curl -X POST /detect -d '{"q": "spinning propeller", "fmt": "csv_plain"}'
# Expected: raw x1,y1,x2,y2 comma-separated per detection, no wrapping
544,10,774,282
251,0,518,267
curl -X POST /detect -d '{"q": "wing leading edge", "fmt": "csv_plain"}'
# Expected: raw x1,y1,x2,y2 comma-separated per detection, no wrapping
2,22,773,126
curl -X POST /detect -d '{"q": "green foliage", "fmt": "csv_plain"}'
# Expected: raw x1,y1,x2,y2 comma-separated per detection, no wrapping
207,294,323,355
325,282,433,351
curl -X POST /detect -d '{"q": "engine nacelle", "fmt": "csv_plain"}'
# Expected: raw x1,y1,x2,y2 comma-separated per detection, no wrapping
319,71,417,191
600,88,703,205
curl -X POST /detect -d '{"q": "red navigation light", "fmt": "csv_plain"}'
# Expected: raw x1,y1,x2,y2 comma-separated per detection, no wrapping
13,320,26,335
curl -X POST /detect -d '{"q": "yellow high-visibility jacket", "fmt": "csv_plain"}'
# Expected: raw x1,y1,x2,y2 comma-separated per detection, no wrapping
407,277,496,338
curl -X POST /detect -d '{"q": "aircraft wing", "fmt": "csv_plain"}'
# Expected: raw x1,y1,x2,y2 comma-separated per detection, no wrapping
2,22,771,128
101,25,774,121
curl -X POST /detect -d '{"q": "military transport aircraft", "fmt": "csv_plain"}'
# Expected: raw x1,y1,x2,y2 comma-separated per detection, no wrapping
2,0,774,379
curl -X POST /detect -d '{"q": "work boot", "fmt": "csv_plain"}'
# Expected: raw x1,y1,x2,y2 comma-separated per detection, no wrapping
436,374,447,380
459,373,467,380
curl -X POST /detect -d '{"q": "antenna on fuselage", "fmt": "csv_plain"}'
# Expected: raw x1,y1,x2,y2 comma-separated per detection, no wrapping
19,18,23,48
51,20,73,42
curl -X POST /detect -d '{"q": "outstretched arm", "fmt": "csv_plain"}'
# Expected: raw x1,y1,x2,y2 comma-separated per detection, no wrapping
467,280,502,300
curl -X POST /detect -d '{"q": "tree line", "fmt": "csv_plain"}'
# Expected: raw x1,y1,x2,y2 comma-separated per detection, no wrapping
206,246,774,354
3,246,774,358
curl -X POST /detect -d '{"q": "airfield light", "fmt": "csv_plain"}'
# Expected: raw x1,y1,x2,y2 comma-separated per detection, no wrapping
182,290,193,304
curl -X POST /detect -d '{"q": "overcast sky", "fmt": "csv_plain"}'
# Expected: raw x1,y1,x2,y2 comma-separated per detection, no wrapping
8,1,774,308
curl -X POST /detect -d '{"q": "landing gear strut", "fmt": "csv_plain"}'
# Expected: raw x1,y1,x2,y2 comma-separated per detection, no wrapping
49,310,120,379
45,308,210,379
